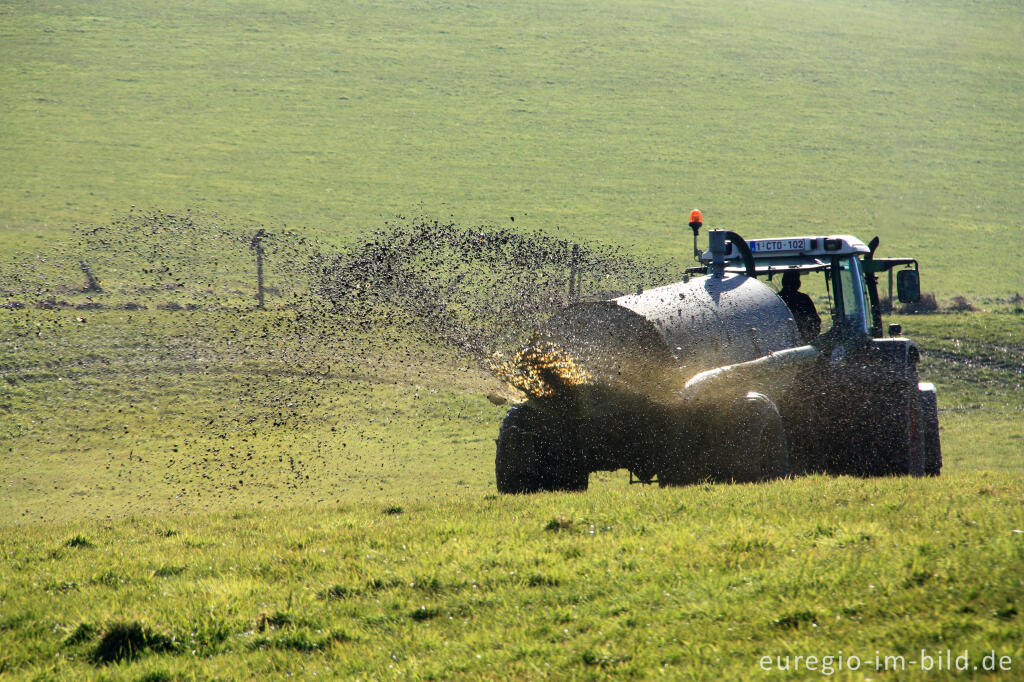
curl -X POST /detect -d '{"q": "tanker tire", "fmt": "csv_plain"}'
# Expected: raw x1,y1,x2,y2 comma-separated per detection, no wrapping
700,393,790,483
918,383,942,476
495,404,542,494
739,392,790,482
495,404,588,494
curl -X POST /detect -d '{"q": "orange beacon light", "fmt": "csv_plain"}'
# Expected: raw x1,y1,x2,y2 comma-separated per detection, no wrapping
689,209,704,261
688,209,703,230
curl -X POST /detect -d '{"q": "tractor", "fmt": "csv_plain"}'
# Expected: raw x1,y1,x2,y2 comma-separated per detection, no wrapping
494,211,940,493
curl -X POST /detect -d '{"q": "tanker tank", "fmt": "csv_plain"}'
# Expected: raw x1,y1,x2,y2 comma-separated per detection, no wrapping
539,271,803,406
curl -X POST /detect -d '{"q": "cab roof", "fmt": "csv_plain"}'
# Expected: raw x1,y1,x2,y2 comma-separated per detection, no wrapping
723,235,869,259
712,235,870,275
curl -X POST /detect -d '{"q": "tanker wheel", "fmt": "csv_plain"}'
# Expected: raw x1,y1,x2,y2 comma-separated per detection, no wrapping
918,383,942,476
732,392,790,482
495,404,588,494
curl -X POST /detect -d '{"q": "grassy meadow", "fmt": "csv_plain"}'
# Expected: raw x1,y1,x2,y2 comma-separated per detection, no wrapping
2,475,1023,679
2,0,1023,678
1,0,1022,296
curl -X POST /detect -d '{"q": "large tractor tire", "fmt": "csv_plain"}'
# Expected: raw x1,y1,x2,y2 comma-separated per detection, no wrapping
841,381,919,477
918,382,942,476
495,403,588,494
692,392,789,484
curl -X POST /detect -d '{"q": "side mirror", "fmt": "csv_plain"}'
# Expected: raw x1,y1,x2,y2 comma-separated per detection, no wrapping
897,269,920,304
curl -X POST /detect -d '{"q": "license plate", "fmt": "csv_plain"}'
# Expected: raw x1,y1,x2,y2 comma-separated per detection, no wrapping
749,238,809,253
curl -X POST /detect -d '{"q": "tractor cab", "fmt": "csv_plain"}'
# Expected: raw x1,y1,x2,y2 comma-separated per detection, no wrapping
713,235,921,341
701,230,937,479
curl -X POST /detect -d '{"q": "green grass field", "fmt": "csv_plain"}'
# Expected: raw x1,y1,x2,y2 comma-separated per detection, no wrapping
2,303,1022,678
2,0,1022,296
2,475,1023,679
2,0,1023,678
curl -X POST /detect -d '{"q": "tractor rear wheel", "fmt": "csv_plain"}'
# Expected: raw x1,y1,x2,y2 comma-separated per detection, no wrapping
918,383,942,476
495,404,588,494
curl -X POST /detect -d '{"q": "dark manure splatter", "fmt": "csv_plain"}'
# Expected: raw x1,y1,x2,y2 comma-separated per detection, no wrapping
317,217,671,359
0,209,673,515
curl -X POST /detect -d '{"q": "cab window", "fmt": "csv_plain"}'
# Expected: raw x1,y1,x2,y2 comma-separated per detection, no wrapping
836,257,870,334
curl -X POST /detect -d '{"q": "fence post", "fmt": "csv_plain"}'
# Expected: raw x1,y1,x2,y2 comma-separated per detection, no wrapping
79,261,102,293
251,229,266,309
568,244,581,303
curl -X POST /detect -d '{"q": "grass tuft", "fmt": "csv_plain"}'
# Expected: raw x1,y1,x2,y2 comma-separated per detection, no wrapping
255,612,292,632
137,671,177,682
410,606,441,622
545,516,573,532
526,574,561,588
367,577,402,592
905,570,935,588
89,621,179,665
248,630,350,652
773,610,818,629
152,565,185,578
322,584,350,601
948,295,978,312
581,650,633,667
995,606,1018,621
900,292,940,314
63,622,97,647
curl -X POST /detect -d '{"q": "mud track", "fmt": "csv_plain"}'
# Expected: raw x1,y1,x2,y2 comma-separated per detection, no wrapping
922,347,1024,376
